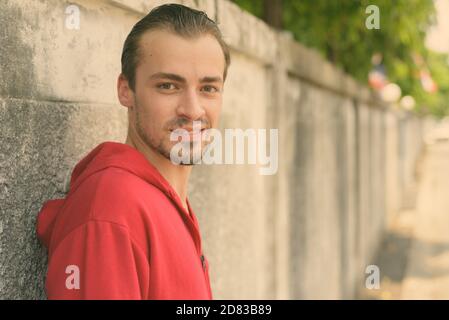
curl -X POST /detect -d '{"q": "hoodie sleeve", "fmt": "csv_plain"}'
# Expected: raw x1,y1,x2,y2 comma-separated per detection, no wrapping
45,221,150,300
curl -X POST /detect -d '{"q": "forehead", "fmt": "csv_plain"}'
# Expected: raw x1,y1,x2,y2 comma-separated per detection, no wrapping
137,29,225,78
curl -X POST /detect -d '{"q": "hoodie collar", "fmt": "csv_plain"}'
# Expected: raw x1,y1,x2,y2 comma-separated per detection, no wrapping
37,141,203,254
68,141,173,199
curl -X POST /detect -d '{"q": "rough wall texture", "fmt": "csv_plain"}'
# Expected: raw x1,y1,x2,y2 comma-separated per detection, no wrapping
0,0,432,299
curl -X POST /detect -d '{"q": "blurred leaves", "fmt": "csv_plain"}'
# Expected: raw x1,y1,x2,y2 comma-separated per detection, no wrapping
231,0,449,117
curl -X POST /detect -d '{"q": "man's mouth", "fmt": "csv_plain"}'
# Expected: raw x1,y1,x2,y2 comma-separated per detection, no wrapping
169,127,207,141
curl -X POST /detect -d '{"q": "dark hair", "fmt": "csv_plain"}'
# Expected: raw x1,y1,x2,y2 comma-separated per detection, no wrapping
121,3,231,91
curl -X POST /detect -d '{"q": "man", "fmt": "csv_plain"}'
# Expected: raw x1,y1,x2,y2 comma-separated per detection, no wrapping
36,3,231,299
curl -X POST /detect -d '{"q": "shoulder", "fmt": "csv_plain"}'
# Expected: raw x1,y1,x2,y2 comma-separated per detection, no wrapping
51,167,162,254
65,167,165,227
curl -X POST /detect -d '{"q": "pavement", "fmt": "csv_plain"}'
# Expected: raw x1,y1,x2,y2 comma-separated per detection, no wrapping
359,122,449,300
400,139,449,299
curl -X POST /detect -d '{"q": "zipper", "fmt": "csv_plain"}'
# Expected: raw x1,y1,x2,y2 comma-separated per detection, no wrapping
201,254,213,299
201,254,206,270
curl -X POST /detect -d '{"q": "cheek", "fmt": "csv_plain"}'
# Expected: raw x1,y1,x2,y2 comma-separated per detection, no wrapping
205,100,222,125
141,112,169,139
136,92,175,129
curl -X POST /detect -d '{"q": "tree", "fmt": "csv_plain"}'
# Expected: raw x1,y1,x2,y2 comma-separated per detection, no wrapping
263,0,283,29
231,0,448,117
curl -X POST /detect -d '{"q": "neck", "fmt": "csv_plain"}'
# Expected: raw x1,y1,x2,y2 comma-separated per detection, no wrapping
125,134,192,212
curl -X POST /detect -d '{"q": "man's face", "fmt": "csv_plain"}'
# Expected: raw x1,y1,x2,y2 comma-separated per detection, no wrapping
126,29,225,163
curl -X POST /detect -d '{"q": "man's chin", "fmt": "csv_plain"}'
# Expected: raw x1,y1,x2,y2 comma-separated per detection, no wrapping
176,152,204,165
160,147,204,166
162,140,210,165
179,162,196,166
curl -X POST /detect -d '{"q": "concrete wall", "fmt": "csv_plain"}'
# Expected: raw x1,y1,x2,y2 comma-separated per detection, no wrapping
0,0,430,299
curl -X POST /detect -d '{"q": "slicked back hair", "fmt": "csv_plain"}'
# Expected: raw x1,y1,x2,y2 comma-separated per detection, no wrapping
121,3,231,91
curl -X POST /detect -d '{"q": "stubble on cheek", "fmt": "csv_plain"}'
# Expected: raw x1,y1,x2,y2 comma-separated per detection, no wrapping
134,100,173,160
133,97,217,164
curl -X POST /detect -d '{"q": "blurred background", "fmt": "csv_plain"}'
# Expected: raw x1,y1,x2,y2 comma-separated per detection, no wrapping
233,0,449,118
1,0,449,299
229,0,449,299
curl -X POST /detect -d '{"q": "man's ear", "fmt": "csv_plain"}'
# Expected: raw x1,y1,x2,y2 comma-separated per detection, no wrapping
117,74,134,108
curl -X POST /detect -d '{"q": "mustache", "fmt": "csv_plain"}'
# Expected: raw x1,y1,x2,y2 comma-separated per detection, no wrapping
166,118,211,131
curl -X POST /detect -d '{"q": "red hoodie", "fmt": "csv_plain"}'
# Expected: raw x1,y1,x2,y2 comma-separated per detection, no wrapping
36,141,213,300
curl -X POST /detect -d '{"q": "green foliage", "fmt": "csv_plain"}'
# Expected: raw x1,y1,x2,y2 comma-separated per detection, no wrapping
231,0,449,117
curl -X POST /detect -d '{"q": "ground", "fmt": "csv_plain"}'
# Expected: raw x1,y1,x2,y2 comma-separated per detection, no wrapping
359,133,449,299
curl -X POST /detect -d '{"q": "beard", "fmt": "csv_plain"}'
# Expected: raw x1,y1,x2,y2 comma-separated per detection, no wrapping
134,100,211,165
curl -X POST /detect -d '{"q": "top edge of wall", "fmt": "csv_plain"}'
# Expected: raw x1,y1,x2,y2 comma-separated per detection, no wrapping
107,0,383,106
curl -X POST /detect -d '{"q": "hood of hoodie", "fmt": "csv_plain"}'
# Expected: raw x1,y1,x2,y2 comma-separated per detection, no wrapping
36,141,192,249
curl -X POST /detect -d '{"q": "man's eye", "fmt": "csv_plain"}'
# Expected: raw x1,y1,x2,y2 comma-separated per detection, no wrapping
157,83,177,90
202,85,219,93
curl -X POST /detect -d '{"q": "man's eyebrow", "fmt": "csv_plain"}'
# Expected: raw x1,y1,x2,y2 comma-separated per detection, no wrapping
149,72,223,84
199,76,223,84
150,72,186,83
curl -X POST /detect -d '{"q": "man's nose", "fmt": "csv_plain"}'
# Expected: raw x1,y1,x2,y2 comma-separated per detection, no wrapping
176,88,205,121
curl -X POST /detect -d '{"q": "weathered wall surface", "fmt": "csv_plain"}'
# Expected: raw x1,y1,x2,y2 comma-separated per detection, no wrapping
0,0,431,299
